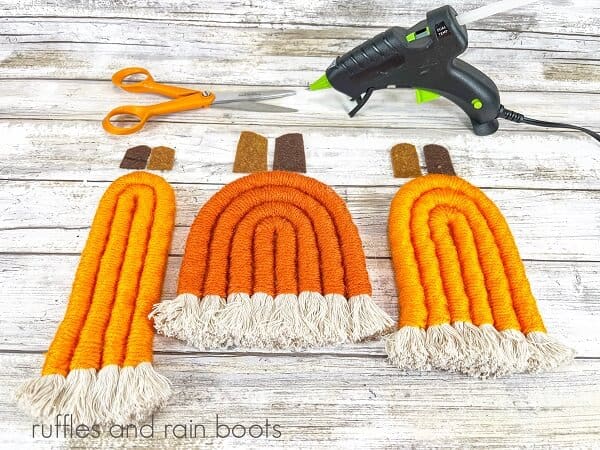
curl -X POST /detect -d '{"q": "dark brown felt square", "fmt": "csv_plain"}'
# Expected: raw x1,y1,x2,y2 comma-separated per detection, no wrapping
390,143,422,178
233,131,268,173
148,146,175,171
120,145,151,170
273,133,306,173
424,144,456,176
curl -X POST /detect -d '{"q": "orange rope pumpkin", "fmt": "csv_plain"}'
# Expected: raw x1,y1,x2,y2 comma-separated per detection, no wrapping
16,172,175,424
387,174,573,377
151,171,392,349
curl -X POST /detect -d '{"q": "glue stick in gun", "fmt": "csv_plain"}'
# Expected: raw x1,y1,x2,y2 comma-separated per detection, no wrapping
310,0,600,143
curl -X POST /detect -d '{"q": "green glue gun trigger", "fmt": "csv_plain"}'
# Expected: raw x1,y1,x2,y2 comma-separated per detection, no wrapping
311,5,501,136
310,1,600,143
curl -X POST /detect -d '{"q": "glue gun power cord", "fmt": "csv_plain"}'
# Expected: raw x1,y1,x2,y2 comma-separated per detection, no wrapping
498,106,600,143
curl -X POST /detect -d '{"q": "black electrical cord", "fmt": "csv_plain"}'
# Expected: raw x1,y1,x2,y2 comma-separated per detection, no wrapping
499,106,600,143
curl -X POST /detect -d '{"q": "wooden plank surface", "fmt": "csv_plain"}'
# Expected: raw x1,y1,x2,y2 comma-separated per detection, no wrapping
2,81,600,130
1,18,599,92
3,353,600,448
2,121,600,190
1,181,599,261
1,0,599,447
0,254,595,356
1,0,599,36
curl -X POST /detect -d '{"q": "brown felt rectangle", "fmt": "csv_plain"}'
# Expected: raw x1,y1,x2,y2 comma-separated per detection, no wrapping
147,146,175,171
424,144,456,176
273,133,306,173
391,143,422,178
120,145,151,170
233,131,268,173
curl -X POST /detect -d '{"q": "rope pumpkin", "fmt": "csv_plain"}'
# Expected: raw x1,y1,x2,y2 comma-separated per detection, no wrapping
151,171,392,349
16,172,175,424
387,174,574,377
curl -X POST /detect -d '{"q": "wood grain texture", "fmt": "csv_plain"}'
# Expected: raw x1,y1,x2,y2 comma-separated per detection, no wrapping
1,18,599,92
1,180,599,261
3,353,600,448
2,120,600,189
2,81,600,130
1,0,599,36
0,254,595,356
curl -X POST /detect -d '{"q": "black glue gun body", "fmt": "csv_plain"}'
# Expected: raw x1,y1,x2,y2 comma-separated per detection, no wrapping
325,6,501,136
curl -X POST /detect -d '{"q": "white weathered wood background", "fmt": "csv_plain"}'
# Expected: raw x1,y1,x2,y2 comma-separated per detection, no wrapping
1,0,599,448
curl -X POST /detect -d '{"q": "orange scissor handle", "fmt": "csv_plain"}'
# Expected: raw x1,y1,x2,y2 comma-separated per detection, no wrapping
102,91,216,135
111,67,199,98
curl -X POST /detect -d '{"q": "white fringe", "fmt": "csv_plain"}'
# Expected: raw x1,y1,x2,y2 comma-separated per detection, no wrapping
57,368,97,425
151,291,395,350
15,373,65,420
108,365,136,424
127,362,172,423
348,294,394,342
526,331,575,372
385,322,573,378
187,295,226,349
425,323,465,372
500,329,531,374
213,293,255,348
108,362,172,425
91,364,120,424
149,293,200,341
385,326,430,371
244,293,275,348
477,324,506,377
452,321,487,376
17,363,171,426
150,294,226,350
323,293,350,345
298,292,329,346
270,294,309,349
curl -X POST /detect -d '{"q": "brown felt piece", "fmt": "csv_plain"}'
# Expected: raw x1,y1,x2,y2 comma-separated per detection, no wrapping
233,131,268,173
120,145,151,170
390,143,422,178
273,133,306,173
424,144,456,176
147,146,175,171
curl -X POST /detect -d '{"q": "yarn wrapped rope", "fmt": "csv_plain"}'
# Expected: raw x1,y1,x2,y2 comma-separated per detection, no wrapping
16,172,175,425
387,174,574,378
150,171,392,349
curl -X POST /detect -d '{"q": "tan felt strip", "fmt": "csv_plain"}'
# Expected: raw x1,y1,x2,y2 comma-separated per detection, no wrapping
424,144,456,176
120,145,151,170
233,131,268,173
148,146,175,171
273,133,306,173
390,143,422,178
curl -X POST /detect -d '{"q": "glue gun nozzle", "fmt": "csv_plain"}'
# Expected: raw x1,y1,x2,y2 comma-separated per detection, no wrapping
309,74,332,91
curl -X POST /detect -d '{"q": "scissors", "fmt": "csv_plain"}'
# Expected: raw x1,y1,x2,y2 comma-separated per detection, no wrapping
103,67,297,135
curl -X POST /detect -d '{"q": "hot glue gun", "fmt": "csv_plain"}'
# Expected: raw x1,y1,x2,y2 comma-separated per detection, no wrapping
310,1,600,143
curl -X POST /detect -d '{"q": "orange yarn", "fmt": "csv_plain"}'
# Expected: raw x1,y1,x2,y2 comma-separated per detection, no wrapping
230,204,324,296
178,171,371,299
41,172,175,376
388,174,546,334
151,170,393,350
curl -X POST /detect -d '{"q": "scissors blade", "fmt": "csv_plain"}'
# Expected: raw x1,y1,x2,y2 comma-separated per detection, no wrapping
212,89,296,104
211,101,297,113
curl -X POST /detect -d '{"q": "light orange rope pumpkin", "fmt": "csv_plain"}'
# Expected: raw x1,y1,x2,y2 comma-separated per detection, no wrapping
16,172,175,424
151,171,392,349
387,174,573,377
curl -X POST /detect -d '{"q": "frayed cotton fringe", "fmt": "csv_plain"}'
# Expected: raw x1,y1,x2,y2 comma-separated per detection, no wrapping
385,322,575,378
15,362,171,425
150,292,391,350
349,294,394,342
